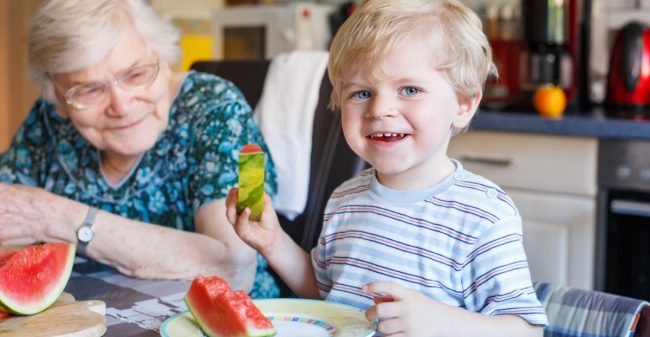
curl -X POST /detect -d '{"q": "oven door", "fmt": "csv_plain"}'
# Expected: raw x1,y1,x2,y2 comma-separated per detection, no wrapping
601,189,650,301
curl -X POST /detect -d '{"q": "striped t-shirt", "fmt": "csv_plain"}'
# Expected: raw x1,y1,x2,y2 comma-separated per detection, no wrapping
312,161,548,326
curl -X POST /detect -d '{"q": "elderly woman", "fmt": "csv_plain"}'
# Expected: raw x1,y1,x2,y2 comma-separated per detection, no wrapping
0,0,279,298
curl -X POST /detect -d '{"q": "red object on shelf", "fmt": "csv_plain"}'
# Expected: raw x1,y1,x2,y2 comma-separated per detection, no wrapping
483,39,526,108
607,22,650,107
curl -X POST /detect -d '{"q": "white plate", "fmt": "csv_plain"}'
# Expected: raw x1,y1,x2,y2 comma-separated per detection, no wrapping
160,298,376,337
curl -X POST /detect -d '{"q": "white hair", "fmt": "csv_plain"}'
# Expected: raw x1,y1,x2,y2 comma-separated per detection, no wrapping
28,0,180,103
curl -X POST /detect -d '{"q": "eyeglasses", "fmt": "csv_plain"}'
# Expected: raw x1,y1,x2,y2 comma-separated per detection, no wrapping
63,60,160,109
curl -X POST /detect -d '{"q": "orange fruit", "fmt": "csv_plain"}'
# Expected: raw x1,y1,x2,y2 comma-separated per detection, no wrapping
533,85,567,119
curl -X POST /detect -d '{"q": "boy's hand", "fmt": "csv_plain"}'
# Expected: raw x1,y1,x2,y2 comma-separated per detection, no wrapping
364,281,452,337
225,188,282,257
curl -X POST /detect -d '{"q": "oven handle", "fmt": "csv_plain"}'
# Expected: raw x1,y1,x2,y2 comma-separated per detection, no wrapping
610,199,650,218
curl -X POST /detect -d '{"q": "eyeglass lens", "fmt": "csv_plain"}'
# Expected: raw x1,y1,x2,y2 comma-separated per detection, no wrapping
67,62,159,108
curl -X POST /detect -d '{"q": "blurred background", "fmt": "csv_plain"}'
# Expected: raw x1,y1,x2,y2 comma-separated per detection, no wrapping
2,0,650,150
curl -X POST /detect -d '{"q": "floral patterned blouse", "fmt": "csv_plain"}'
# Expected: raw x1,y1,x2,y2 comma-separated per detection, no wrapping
0,71,279,298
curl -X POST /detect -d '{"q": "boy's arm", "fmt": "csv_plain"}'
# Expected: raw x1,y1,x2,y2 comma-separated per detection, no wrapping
263,230,320,298
364,281,542,337
225,189,320,298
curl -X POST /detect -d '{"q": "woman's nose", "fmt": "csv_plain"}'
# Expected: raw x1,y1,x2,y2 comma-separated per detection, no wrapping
106,84,135,116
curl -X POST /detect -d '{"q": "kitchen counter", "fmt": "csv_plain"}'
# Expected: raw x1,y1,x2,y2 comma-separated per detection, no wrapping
471,110,650,140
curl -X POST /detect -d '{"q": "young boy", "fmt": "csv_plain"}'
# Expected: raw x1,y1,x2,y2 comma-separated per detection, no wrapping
226,0,548,335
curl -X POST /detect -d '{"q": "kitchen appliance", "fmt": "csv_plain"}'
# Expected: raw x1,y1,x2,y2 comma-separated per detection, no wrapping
522,0,578,99
587,3,650,106
595,139,650,301
481,0,581,110
482,1,527,109
211,3,335,60
606,21,650,118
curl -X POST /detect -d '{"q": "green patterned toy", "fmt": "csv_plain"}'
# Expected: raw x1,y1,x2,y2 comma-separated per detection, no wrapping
237,144,265,221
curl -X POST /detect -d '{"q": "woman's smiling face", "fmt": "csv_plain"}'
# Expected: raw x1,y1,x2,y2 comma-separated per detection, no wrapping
51,26,173,160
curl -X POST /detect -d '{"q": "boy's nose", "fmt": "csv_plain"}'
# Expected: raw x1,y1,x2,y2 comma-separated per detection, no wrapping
365,95,398,119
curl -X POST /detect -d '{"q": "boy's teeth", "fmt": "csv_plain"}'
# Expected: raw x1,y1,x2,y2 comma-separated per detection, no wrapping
371,133,404,138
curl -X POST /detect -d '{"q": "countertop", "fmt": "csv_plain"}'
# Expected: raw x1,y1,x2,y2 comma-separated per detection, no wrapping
471,109,650,141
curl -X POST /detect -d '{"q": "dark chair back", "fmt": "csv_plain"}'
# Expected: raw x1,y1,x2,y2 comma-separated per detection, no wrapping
639,306,650,337
191,60,366,252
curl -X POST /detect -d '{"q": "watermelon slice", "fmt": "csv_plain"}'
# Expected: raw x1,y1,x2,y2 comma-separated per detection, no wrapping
237,144,265,221
0,243,76,315
184,276,276,337
0,245,20,263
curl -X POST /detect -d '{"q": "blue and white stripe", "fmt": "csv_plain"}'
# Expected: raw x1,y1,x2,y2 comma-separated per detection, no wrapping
312,162,548,326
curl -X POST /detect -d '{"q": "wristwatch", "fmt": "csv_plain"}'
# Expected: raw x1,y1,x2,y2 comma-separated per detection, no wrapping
76,206,98,255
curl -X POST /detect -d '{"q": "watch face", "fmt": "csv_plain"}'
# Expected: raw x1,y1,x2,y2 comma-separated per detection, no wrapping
77,226,94,243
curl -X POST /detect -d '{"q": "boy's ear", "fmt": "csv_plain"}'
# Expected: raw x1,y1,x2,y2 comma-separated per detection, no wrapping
452,92,482,129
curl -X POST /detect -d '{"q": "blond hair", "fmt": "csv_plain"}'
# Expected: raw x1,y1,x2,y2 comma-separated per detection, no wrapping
328,0,495,116
28,0,180,103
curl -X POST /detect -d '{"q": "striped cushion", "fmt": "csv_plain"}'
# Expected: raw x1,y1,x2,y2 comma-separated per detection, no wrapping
534,282,649,337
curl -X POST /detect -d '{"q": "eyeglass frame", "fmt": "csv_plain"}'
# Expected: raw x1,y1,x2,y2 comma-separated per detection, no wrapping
56,59,161,110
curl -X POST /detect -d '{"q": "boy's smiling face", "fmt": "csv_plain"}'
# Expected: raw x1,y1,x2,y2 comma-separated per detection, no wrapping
339,36,478,190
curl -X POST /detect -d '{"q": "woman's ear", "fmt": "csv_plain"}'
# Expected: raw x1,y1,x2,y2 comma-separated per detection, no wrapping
452,92,482,129
47,78,71,118
55,103,70,118
54,92,71,119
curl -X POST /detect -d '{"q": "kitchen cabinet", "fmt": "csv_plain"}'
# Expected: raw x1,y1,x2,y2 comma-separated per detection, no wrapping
448,131,598,289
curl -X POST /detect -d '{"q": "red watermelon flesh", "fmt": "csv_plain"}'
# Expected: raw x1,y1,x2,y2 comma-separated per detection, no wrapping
184,276,276,337
0,246,19,265
240,144,262,154
0,243,76,315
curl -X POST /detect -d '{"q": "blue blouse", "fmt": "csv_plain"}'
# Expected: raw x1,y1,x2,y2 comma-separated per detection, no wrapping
0,71,279,298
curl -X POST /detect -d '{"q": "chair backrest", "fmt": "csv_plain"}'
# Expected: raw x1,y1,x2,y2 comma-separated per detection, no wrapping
191,60,366,252
638,306,650,337
534,282,650,337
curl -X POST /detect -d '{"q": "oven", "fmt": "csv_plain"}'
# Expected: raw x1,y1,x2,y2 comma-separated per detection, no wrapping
595,139,650,301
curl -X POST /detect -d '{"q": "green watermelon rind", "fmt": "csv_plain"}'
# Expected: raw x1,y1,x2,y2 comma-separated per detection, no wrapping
0,243,76,315
237,152,265,221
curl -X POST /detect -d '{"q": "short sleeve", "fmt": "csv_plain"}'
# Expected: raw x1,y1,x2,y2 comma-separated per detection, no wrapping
183,76,277,214
312,231,332,298
461,215,548,326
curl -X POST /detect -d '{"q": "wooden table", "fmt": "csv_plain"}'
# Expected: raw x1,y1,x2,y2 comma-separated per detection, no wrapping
65,257,191,337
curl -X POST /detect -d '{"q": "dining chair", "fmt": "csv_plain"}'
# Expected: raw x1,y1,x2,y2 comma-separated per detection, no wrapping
534,282,650,337
191,59,366,297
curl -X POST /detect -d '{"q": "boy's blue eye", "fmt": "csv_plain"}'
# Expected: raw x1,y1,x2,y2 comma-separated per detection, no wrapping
401,87,419,96
354,90,371,99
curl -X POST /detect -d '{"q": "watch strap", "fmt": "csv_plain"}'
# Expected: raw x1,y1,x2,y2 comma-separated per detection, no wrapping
83,206,98,227
77,206,98,254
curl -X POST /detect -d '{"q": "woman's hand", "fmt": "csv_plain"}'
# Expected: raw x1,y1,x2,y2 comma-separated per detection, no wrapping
225,188,282,257
0,183,81,245
0,182,259,284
